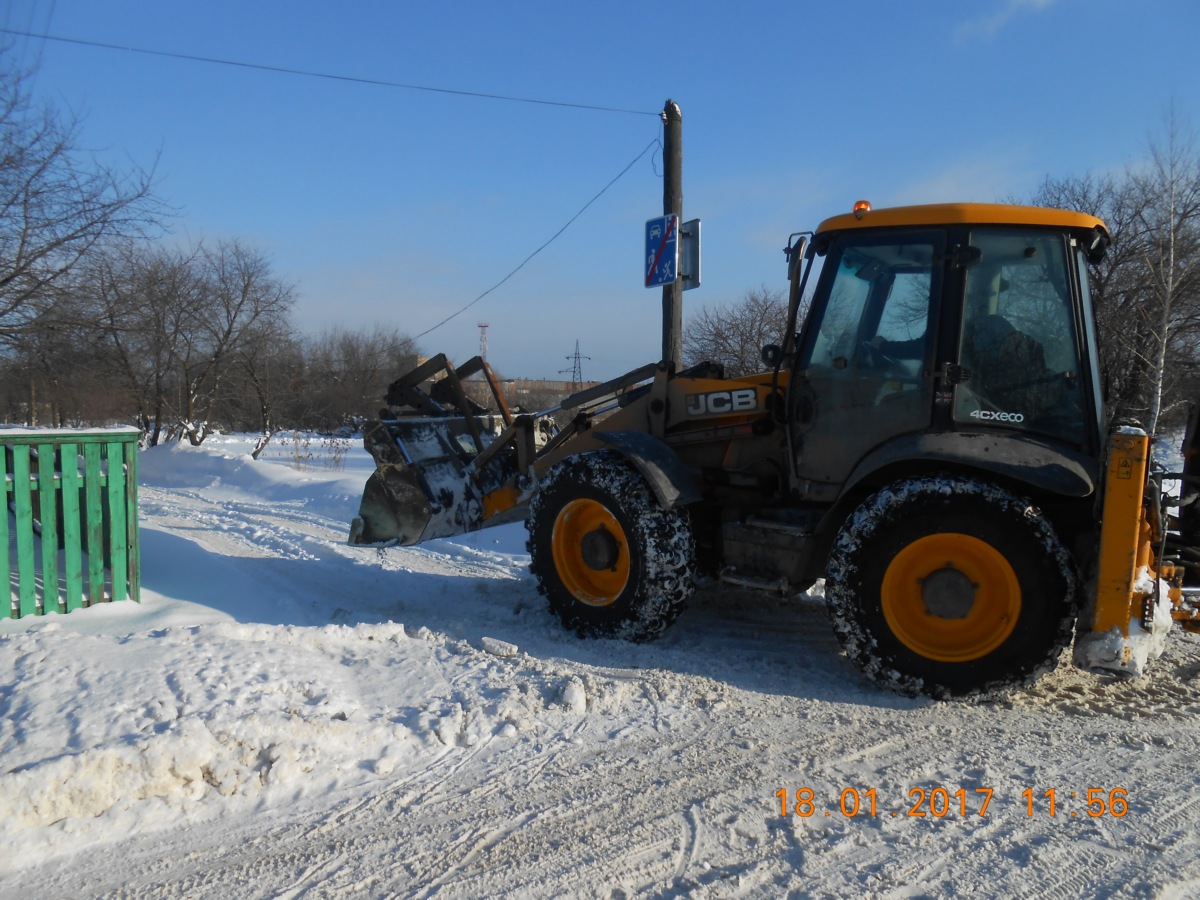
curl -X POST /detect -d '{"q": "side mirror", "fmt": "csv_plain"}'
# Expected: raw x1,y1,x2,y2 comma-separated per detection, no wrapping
761,344,783,368
1085,226,1110,264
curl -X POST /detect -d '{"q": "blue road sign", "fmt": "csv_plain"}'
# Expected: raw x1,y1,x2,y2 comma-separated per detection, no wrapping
645,214,679,287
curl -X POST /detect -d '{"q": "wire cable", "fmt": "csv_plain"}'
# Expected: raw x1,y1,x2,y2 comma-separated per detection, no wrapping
414,135,662,340
1,28,659,117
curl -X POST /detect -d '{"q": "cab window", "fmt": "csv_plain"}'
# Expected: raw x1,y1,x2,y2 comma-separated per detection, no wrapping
805,237,936,376
954,230,1085,444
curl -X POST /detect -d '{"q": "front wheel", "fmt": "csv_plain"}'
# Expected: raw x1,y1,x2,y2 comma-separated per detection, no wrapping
527,450,695,641
825,475,1078,698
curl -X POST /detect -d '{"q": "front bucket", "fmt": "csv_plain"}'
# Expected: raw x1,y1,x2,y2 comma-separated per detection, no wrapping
349,416,511,546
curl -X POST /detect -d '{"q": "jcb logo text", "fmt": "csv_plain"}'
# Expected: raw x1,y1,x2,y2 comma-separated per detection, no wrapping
686,388,758,417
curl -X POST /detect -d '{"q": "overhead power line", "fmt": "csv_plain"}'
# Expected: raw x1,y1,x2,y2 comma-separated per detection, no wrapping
3,26,667,347
414,135,662,341
0,28,660,117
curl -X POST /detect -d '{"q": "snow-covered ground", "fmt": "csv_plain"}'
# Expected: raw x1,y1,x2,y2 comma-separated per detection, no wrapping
3,434,1200,898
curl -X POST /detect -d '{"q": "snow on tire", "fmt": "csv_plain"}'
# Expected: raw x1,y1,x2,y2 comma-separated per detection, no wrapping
825,474,1079,698
526,449,696,641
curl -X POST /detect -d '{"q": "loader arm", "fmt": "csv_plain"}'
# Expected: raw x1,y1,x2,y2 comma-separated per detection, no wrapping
349,352,790,547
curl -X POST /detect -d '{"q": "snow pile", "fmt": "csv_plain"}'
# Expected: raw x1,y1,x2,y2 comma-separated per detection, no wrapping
0,614,595,865
1075,566,1177,677
1,621,406,852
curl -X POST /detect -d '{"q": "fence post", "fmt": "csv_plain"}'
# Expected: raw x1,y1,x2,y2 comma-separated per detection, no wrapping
37,448,60,613
124,439,140,603
106,439,128,603
59,441,84,611
2,465,10,618
82,443,105,605
12,445,37,617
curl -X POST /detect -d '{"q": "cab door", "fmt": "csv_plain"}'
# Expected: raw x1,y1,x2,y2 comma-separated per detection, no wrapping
951,229,1092,450
790,230,943,492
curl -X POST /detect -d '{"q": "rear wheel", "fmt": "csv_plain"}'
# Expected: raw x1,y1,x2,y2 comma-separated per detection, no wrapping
825,475,1078,697
527,450,695,641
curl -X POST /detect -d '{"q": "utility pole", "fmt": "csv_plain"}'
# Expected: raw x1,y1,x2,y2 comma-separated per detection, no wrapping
662,99,683,369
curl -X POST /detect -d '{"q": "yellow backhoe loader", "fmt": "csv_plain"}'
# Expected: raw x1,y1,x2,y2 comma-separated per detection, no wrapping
349,202,1200,697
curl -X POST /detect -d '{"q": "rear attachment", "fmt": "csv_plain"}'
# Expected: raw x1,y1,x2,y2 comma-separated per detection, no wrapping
1074,417,1200,677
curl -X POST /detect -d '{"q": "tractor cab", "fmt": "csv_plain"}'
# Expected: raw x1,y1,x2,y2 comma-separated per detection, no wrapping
785,203,1109,505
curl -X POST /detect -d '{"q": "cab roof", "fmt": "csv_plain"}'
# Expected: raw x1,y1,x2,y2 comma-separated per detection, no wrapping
815,202,1109,238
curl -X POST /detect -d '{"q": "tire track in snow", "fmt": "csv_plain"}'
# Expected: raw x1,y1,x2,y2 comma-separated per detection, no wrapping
139,715,737,897
140,486,339,562
140,483,530,632
672,803,703,884
10,651,1200,899
377,724,775,896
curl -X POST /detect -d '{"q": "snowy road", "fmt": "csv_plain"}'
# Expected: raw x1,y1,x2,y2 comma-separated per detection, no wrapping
3,438,1200,897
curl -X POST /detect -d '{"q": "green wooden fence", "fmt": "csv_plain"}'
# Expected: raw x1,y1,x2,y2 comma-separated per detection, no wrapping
3,428,140,618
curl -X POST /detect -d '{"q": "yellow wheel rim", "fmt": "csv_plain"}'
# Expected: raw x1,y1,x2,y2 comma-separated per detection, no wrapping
551,498,630,607
881,533,1021,663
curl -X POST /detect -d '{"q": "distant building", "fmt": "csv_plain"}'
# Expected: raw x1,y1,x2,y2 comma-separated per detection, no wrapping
466,377,600,413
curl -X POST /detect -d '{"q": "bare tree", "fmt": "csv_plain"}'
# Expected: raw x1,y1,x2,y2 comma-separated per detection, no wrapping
1033,112,1200,433
172,240,295,445
0,54,162,345
226,322,305,458
85,242,201,444
9,286,125,426
79,239,295,445
683,287,789,377
1131,117,1200,433
302,325,420,430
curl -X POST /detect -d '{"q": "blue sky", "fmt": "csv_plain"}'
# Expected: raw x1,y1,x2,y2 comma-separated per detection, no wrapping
3,0,1199,380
